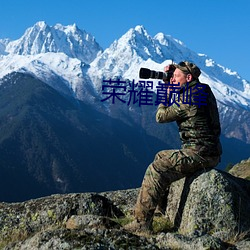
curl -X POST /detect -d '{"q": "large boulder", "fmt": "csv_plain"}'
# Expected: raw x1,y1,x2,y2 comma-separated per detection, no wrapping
165,169,250,241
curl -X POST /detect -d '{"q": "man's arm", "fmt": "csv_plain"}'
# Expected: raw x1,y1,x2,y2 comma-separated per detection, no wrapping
156,101,194,123
156,103,180,123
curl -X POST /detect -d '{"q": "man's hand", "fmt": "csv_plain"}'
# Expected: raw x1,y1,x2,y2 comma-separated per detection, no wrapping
164,65,172,73
163,64,175,93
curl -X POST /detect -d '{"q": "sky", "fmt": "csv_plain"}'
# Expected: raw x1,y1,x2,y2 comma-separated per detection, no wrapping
0,0,250,81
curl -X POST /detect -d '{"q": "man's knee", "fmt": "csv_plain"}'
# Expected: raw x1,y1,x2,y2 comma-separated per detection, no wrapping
153,150,176,170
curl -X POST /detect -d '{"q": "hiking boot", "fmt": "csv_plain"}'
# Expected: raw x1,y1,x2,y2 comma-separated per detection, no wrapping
124,219,152,233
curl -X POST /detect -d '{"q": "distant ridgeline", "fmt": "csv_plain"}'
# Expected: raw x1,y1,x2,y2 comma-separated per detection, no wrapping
0,22,249,201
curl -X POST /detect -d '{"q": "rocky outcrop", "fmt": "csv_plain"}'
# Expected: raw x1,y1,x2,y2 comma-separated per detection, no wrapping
0,192,157,250
229,158,250,180
1,169,250,249
165,169,250,240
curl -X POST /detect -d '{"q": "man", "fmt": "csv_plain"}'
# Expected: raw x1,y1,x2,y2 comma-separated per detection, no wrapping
124,61,222,233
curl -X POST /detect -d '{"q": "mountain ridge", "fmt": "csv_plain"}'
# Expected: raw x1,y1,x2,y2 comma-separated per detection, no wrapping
1,22,249,109
1,21,250,148
0,22,249,201
2,21,102,63
88,25,250,110
0,72,170,202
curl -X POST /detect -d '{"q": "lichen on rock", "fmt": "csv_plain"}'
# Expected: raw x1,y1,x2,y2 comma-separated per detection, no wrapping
1,168,250,249
165,169,250,241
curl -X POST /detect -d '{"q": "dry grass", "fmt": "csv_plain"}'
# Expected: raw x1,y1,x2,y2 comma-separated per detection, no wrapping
225,230,250,245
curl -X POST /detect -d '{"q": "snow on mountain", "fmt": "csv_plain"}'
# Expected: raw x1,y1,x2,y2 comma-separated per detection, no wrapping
88,25,250,110
0,21,103,103
0,39,9,55
0,52,98,103
5,21,102,64
0,22,249,111
88,26,159,80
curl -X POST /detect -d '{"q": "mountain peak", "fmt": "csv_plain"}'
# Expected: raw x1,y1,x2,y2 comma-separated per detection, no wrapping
134,25,147,34
5,21,102,64
89,25,165,80
113,25,162,60
54,23,79,33
34,21,48,29
126,25,150,40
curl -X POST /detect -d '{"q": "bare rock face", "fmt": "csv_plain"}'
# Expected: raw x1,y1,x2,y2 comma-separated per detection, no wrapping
165,169,250,241
229,158,250,180
0,169,250,249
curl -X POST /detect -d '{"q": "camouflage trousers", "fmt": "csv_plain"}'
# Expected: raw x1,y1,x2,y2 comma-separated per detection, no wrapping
134,149,220,223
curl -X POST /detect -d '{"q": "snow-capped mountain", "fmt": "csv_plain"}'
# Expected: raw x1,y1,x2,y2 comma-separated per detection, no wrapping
0,52,98,102
0,22,250,145
89,25,250,111
4,21,102,64
1,22,249,110
0,22,102,102
87,25,250,153
0,22,250,200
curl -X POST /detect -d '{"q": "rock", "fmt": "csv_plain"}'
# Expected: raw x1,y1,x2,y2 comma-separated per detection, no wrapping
156,232,228,250
65,214,120,230
235,240,250,250
1,168,250,249
0,193,124,248
100,188,140,215
4,228,161,250
229,158,250,180
165,169,250,241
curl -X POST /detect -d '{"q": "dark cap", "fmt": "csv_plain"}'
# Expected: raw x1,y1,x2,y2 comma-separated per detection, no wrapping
176,61,201,79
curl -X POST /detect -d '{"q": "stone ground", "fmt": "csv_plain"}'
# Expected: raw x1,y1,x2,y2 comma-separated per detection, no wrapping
1,169,250,249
